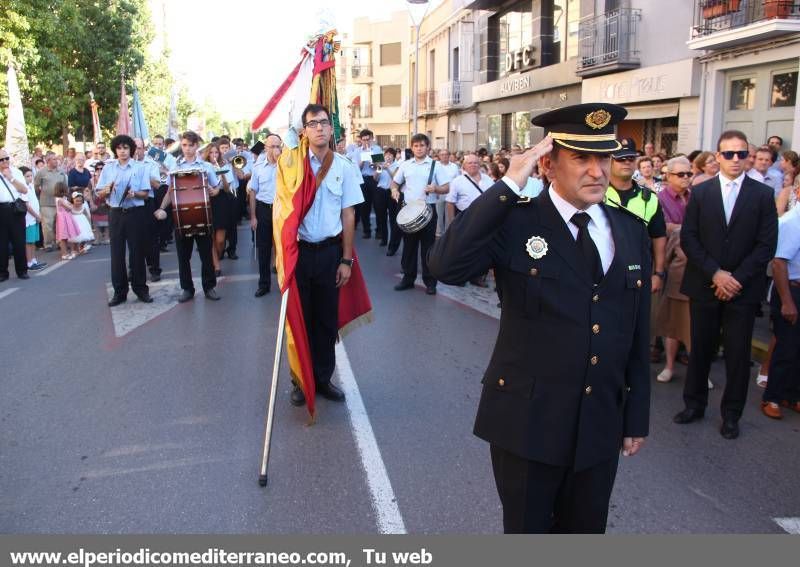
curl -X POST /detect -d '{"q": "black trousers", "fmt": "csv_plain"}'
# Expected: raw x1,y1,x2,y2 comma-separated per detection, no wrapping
0,204,27,278
109,207,148,297
490,445,619,534
400,206,437,287
764,287,800,404
387,197,402,254
144,198,161,276
154,185,172,247
359,176,376,235
175,231,216,292
255,201,273,290
296,240,340,386
236,182,248,220
373,188,390,243
683,299,758,419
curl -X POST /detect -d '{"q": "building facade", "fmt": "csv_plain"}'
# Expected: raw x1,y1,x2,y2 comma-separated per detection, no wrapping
686,0,800,150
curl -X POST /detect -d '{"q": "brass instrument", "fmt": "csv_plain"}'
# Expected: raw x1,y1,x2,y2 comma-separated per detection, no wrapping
232,155,248,170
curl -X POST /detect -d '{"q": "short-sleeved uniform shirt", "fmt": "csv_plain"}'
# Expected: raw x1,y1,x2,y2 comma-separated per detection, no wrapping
446,172,494,211
174,156,220,188
250,160,277,204
298,151,365,243
613,181,667,239
95,159,150,208
392,156,452,205
376,162,399,190
776,205,800,280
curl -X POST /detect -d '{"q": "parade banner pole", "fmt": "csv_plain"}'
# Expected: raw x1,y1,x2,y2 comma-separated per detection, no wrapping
258,288,289,486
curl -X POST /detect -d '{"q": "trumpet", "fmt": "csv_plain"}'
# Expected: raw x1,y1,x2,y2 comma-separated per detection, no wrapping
369,162,384,173
231,155,248,170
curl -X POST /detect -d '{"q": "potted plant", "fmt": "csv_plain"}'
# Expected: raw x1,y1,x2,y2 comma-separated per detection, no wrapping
703,0,742,18
764,0,792,19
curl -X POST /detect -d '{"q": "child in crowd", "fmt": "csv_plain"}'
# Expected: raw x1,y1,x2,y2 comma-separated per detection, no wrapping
54,182,79,260
69,192,94,254
91,161,109,244
18,166,47,271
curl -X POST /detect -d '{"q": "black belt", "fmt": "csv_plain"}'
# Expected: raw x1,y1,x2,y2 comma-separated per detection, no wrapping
110,206,144,213
256,201,273,207
298,235,342,249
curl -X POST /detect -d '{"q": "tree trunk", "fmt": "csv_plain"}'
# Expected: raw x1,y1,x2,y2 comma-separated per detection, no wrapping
61,125,70,155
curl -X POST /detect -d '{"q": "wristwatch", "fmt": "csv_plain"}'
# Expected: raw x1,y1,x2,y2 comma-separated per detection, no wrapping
654,271,666,279
340,258,354,267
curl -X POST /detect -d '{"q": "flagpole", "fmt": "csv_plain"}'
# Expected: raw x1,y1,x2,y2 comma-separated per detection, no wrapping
259,288,290,487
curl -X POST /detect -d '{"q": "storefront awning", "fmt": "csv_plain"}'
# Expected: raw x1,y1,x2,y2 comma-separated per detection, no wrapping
623,102,680,121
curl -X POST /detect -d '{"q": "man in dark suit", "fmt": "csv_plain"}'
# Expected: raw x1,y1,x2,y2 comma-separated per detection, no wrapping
674,130,778,439
429,104,651,534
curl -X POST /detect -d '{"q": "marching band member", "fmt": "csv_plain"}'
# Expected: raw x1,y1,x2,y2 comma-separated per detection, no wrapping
151,134,176,251
248,134,282,297
134,137,162,282
373,148,399,248
154,131,222,303
95,135,152,306
201,142,233,277
390,133,450,295
351,129,382,239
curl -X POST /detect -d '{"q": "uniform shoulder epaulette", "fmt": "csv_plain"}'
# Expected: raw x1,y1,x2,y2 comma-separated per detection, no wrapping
334,153,354,165
610,202,648,225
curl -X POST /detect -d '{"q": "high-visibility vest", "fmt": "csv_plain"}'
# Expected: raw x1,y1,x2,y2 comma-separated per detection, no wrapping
604,184,658,225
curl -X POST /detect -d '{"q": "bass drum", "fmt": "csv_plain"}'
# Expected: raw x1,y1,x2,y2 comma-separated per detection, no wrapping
171,168,213,237
396,200,433,234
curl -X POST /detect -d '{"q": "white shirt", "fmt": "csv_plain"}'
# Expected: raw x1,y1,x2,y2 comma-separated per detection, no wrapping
446,172,494,211
21,182,40,227
747,168,783,197
776,205,800,280
436,161,461,202
719,171,746,223
392,156,451,204
0,167,26,203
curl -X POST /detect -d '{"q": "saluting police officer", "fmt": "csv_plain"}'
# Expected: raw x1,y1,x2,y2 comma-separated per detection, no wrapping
96,135,153,307
429,104,651,534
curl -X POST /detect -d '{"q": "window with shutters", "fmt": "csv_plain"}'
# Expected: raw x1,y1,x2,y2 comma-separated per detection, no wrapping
380,43,402,66
380,85,402,107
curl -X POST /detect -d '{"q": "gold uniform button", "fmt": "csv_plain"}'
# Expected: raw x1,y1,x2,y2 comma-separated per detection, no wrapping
499,195,508,202
585,386,593,395
592,294,600,302
590,355,599,365
530,268,539,276
636,279,643,288
498,378,505,387
592,324,600,334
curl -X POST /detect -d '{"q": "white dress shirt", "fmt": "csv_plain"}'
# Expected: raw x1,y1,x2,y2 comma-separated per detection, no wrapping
719,171,746,224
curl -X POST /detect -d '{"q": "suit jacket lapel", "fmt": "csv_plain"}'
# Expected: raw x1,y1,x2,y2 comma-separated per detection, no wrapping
727,176,753,229
710,177,729,231
535,189,592,282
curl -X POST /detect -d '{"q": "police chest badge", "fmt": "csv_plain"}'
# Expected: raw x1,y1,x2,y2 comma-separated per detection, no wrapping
525,236,548,259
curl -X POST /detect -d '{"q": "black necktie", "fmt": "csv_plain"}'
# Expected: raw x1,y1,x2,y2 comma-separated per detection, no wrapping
571,212,603,285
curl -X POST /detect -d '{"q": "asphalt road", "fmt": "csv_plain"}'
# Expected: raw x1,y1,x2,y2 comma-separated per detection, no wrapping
1,224,799,534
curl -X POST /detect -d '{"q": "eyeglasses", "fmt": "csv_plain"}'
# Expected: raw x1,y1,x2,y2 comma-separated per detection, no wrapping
0,157,10,163
613,156,636,163
719,150,749,161
304,119,331,129
669,171,693,178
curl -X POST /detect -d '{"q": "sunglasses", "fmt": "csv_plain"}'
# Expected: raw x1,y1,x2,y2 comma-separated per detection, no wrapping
719,150,749,160
613,156,637,163
669,171,693,178
0,156,10,163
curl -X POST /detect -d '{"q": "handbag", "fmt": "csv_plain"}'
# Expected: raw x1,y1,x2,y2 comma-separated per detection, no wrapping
1,175,28,216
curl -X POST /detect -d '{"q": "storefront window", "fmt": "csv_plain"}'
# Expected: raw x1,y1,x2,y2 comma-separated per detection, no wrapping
729,78,756,110
487,115,501,152
515,112,531,147
553,0,580,63
771,71,798,108
498,1,533,76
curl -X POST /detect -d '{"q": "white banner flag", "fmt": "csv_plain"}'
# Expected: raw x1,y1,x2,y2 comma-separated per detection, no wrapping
4,64,31,168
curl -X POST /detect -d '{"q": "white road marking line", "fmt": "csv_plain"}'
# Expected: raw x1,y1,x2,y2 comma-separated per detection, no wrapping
774,517,800,534
0,287,20,300
394,273,501,320
335,342,406,534
33,260,69,277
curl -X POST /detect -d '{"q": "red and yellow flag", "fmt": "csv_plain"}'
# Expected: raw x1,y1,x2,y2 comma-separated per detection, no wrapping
273,136,372,418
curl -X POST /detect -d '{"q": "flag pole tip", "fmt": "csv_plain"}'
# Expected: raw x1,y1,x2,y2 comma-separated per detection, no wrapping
258,474,268,487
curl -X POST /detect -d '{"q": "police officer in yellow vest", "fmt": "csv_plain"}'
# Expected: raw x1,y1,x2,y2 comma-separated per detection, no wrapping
605,138,666,294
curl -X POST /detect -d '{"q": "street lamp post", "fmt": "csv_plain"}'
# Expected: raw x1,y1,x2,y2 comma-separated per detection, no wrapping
407,0,430,137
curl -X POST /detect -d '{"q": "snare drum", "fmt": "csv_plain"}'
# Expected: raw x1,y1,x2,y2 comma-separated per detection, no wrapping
171,168,213,237
396,200,433,234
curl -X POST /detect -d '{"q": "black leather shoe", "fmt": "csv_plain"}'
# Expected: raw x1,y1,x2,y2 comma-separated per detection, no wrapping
108,295,127,307
720,418,740,440
254,287,270,297
214,269,222,277
204,288,221,301
386,249,398,257
18,273,30,280
394,280,414,291
673,408,705,424
317,382,345,402
425,285,437,295
227,252,239,260
160,245,169,252
150,273,161,282
290,386,306,407
136,293,154,303
362,232,371,239
178,290,194,303
379,240,387,246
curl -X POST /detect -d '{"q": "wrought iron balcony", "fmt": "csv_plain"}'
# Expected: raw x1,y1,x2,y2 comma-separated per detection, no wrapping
688,1,800,50
350,64,373,80
438,81,464,110
576,8,641,78
418,90,437,114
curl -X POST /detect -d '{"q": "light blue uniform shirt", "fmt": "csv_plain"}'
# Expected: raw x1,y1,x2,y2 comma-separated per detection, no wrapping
250,160,277,204
174,156,220,188
392,156,451,204
349,143,383,177
96,159,149,208
775,205,800,280
376,162,399,190
298,151,364,243
140,157,159,198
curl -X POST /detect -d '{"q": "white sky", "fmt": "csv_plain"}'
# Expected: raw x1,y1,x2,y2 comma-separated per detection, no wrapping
148,0,437,124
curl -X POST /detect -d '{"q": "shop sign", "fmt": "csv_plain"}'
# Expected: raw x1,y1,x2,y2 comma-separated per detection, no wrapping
581,59,699,104
500,74,532,96
504,45,537,75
